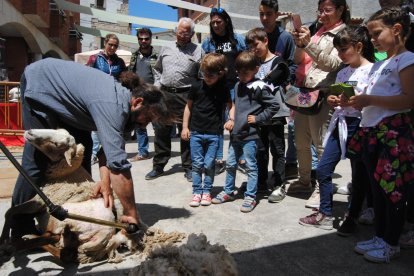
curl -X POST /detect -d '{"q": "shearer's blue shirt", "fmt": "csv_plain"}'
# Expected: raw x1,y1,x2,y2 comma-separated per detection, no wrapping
23,58,132,171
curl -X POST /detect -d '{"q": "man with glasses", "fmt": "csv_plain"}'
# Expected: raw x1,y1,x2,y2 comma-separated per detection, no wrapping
128,28,158,162
145,17,204,182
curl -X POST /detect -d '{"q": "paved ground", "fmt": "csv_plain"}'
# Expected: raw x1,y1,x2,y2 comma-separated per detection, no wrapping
0,126,413,275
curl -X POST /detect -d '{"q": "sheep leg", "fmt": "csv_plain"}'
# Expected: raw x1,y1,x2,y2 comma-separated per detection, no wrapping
14,232,60,251
41,244,61,259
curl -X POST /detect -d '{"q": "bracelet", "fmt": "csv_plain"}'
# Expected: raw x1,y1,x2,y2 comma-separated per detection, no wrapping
228,118,234,121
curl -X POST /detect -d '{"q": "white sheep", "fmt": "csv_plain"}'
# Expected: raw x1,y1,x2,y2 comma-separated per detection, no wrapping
0,129,185,263
1,129,237,271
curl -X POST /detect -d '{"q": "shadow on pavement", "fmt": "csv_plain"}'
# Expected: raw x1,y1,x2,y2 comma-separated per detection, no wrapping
137,203,191,227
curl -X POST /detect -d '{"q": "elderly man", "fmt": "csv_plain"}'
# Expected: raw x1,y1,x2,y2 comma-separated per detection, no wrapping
145,17,204,182
12,58,171,238
128,27,158,162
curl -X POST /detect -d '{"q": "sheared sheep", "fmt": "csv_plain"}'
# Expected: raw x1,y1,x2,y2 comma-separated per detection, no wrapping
0,129,185,263
129,233,238,276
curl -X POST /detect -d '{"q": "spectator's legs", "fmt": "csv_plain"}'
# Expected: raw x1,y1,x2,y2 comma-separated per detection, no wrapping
136,127,149,157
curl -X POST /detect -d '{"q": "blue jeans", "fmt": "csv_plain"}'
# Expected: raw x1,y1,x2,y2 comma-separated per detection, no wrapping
136,127,149,157
318,117,360,216
190,132,219,194
286,118,318,169
224,139,258,198
91,131,100,157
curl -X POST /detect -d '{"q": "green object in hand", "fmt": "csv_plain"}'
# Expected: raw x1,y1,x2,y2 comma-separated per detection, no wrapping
329,83,355,98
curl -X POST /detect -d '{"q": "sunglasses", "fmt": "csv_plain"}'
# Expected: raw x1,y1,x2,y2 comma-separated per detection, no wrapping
138,37,150,41
107,43,118,48
211,7,224,14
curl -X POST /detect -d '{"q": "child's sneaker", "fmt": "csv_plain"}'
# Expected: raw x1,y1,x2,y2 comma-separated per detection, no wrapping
358,207,375,225
200,193,212,206
364,243,400,263
299,212,333,230
189,194,201,207
211,191,235,204
354,236,385,255
240,196,256,213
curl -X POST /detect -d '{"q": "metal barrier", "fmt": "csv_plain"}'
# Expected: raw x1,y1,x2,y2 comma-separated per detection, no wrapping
0,81,22,134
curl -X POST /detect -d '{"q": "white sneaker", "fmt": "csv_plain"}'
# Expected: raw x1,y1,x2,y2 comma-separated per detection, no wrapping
268,186,286,203
337,182,352,195
364,242,400,263
359,207,375,225
305,186,320,209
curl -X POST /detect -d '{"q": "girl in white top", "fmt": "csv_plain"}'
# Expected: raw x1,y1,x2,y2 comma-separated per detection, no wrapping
299,25,374,231
348,7,414,263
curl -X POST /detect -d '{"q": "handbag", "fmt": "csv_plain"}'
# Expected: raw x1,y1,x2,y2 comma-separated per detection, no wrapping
284,85,325,115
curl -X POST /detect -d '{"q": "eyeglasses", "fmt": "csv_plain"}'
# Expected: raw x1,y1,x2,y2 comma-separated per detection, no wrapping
138,37,150,41
316,8,336,16
211,7,224,14
107,43,118,48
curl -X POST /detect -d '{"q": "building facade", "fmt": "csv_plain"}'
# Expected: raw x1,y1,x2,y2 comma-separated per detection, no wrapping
0,0,82,81
80,0,131,52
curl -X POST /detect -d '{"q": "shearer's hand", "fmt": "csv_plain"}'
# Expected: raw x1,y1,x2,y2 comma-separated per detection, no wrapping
92,180,114,209
120,215,140,234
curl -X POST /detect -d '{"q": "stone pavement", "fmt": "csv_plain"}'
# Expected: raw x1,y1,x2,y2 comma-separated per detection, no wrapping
0,125,413,275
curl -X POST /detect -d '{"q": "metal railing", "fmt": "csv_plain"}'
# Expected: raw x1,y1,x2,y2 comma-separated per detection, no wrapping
0,81,23,135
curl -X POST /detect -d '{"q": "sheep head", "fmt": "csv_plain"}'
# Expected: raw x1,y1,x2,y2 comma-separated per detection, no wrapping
24,129,77,166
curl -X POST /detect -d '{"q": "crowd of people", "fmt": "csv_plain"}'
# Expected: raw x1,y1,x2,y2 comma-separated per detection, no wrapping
11,0,414,265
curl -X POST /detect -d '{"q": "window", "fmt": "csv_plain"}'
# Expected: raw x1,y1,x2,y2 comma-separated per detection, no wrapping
96,0,105,9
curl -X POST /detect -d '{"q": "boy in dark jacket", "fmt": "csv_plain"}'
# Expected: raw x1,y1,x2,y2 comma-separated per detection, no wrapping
212,51,279,212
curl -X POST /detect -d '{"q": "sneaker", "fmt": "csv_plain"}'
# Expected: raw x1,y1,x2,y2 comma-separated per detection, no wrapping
130,154,150,162
237,162,248,174
200,193,212,206
268,186,286,203
287,180,312,194
211,191,235,204
189,194,201,207
240,196,256,213
354,236,385,255
305,185,320,208
399,229,414,249
299,212,333,230
215,161,226,175
364,243,400,263
337,182,352,195
358,207,375,225
285,163,298,180
145,168,164,180
184,169,193,182
337,216,357,237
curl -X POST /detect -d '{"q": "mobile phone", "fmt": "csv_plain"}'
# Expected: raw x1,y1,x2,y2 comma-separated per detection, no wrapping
291,14,302,31
329,83,355,98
